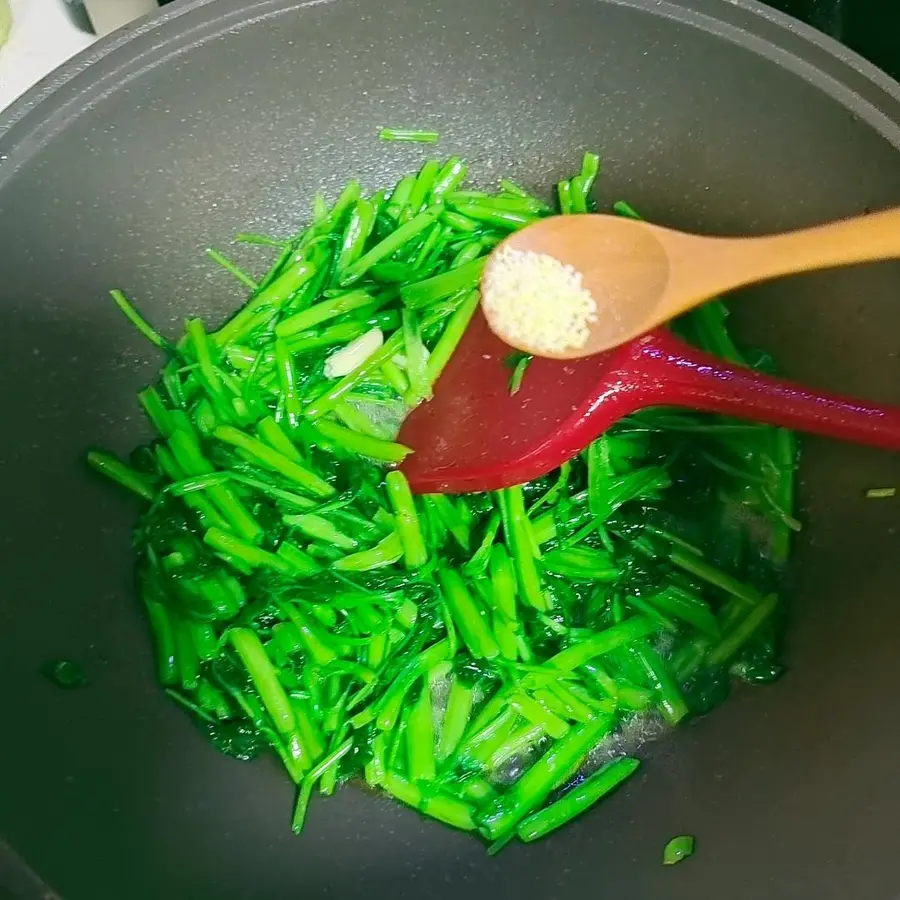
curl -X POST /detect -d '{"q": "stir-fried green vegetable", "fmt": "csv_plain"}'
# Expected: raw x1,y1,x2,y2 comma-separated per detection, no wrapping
88,152,797,851
379,128,441,144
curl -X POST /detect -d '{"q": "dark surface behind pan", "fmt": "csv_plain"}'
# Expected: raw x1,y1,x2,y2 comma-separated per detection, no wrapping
2,1,900,898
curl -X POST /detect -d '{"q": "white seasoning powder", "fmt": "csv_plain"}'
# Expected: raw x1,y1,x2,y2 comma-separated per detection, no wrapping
483,247,598,354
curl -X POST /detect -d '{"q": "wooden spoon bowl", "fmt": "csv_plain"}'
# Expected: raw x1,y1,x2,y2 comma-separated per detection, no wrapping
484,208,900,358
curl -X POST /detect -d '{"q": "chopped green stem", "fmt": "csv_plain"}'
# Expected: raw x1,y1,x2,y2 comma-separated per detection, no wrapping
333,532,404,572
229,627,295,734
284,513,357,551
508,354,532,395
256,415,306,462
706,593,779,667
438,677,474,761
206,248,259,291
380,358,410,396
235,232,287,248
333,400,387,439
631,641,689,725
312,419,412,463
647,586,719,638
499,487,547,611
204,527,290,573
214,425,334,497
488,545,518,620
190,622,219,661
517,756,639,842
291,736,355,833
340,210,439,286
213,257,318,347
670,548,762,606
510,693,569,739
569,176,588,213
425,289,480,385
488,723,544,770
407,684,437,782
379,128,440,143
168,429,262,542
541,548,617,582
442,210,480,232
142,385,177,436
438,569,501,660
430,157,467,202
478,714,614,840
335,201,377,277
87,450,155,500
770,427,798,564
425,494,471,551
110,290,174,353
385,471,428,568
375,640,450,732
274,339,303,427
402,308,431,405
277,600,337,666
403,160,442,222
459,707,518,769
143,597,178,686
548,617,658,672
400,257,487,309
276,290,374,338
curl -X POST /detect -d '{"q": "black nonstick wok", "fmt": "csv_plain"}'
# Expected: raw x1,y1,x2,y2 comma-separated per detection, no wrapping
2,1,900,898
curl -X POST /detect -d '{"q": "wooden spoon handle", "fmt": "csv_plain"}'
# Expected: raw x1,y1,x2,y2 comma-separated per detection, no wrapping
632,332,900,450
710,206,900,289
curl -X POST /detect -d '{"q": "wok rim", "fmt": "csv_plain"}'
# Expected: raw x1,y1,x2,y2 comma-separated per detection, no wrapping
1,0,900,155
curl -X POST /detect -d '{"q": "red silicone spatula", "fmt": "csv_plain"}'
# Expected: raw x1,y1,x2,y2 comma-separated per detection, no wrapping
398,310,900,494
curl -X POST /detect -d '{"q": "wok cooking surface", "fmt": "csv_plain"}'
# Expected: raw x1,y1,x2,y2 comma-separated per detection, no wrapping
2,1,900,898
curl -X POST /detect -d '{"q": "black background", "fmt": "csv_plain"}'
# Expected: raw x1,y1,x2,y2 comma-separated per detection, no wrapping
767,0,898,79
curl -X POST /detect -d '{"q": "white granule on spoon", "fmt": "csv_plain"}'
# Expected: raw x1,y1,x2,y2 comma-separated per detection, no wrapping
482,246,598,354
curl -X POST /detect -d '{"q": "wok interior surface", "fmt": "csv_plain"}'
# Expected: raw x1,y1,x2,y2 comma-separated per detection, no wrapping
2,0,900,897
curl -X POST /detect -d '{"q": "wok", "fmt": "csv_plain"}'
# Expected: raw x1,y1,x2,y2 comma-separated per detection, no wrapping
2,0,900,898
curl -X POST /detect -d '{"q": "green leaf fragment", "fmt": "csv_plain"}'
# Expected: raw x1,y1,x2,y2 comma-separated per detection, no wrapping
41,659,89,689
663,834,695,865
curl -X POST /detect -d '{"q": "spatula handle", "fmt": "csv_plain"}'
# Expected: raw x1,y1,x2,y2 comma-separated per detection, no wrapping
634,331,900,450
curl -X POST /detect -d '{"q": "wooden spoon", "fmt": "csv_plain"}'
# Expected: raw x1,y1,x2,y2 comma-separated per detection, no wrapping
482,208,900,358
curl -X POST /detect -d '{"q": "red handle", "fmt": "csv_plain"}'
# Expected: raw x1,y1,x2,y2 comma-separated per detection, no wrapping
628,331,900,450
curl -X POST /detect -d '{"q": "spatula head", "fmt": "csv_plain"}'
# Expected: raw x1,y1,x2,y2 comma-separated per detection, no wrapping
399,311,634,493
